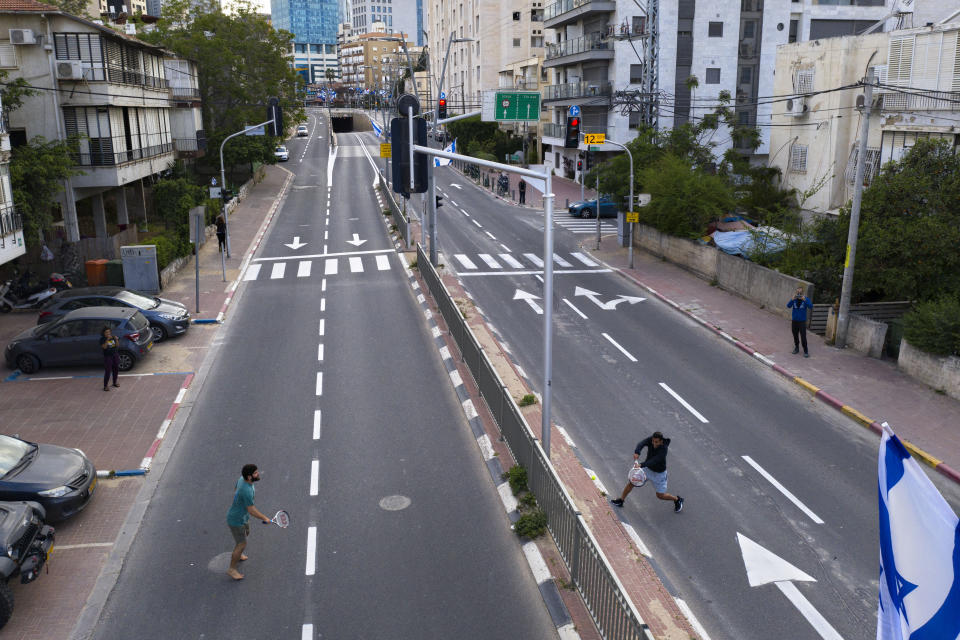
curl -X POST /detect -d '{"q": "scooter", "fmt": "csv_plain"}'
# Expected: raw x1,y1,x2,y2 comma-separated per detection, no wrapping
11,269,71,298
0,280,57,312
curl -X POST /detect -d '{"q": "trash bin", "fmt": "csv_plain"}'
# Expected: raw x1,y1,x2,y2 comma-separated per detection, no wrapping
105,259,124,287
85,259,108,286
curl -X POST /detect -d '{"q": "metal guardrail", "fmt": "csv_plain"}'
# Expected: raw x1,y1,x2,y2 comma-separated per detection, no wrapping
416,243,650,640
546,33,613,61
378,172,410,247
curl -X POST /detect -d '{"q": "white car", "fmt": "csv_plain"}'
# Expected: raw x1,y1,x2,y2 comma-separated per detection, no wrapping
274,145,289,162
296,125,308,137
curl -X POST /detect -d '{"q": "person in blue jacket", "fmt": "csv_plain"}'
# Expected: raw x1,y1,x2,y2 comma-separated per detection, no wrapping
787,286,813,357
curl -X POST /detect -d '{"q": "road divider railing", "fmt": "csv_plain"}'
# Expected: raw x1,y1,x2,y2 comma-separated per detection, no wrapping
417,244,652,640
378,170,411,247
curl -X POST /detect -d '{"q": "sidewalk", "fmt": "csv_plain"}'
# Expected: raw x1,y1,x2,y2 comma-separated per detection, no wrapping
457,165,596,210
589,235,960,482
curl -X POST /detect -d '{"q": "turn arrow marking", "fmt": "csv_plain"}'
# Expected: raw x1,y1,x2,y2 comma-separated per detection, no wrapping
345,233,367,247
513,289,543,315
285,236,307,250
736,533,843,640
450,183,463,189
574,286,646,310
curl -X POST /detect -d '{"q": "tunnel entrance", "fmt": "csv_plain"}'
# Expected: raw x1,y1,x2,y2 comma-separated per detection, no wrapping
331,116,354,133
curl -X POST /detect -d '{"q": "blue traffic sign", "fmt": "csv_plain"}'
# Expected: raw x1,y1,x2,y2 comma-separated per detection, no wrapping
440,91,446,99
569,105,581,116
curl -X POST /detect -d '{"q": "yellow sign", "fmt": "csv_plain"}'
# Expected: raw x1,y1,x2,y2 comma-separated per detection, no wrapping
626,212,640,224
583,133,606,145
380,143,392,158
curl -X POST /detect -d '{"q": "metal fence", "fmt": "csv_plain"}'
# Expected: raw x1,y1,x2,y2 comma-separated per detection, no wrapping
378,171,410,247
416,244,651,640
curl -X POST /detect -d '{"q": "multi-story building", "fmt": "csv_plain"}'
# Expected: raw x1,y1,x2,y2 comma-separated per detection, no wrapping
349,0,422,46
164,56,205,161
0,96,26,267
768,20,960,216
2,0,202,247
272,0,340,83
497,5,547,160
338,28,411,96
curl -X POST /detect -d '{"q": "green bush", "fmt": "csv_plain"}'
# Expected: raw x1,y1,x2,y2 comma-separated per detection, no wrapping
513,508,547,539
504,465,528,495
153,233,188,270
902,298,960,357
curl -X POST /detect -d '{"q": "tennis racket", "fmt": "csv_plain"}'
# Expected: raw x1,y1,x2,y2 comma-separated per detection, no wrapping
265,510,290,528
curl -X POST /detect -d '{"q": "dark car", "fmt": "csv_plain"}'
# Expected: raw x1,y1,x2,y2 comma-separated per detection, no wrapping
0,500,55,629
568,195,619,219
38,287,189,342
5,307,153,374
0,434,96,521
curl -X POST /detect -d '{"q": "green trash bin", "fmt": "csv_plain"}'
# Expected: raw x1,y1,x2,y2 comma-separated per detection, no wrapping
105,259,125,287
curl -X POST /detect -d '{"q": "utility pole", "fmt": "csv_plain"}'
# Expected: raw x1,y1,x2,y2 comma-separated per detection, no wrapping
836,69,875,348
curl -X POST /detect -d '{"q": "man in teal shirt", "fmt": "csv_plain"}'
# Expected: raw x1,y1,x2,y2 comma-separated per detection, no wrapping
226,464,270,580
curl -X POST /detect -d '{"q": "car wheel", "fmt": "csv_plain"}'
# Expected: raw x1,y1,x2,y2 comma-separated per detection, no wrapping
150,324,167,342
117,351,135,372
0,580,13,630
581,208,594,218
15,353,39,374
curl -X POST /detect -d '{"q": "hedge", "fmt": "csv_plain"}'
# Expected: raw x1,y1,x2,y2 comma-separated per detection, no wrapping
901,297,960,357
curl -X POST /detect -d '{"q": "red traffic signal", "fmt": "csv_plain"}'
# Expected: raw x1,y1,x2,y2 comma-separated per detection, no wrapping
438,98,447,119
570,118,579,127
564,115,580,149
577,160,583,171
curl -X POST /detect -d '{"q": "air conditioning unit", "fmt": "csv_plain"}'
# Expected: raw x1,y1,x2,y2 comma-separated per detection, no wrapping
55,61,85,80
785,96,808,117
9,29,37,45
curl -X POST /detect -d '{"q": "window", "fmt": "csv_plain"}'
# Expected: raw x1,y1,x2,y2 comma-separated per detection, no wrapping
743,20,755,38
0,44,17,68
630,64,643,83
708,22,723,37
628,111,642,129
513,38,521,47
789,144,807,173
531,36,543,47
795,68,814,94
705,68,721,84
845,147,882,185
513,11,521,20
740,66,752,84
789,19,798,43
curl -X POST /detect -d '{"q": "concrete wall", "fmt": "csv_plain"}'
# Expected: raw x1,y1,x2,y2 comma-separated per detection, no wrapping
898,339,960,402
846,313,887,359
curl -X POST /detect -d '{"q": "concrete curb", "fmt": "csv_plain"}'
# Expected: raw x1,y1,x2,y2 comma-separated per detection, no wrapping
606,259,960,487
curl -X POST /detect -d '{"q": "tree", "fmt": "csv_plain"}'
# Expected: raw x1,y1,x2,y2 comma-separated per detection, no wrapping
44,0,89,16
0,70,35,117
9,137,84,248
638,153,735,237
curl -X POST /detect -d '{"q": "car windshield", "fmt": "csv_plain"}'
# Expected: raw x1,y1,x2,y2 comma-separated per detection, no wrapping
116,290,159,309
0,435,35,476
276,146,287,152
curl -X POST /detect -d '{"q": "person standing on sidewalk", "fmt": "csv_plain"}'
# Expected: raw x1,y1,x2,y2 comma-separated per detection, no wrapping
226,464,270,581
611,431,684,512
215,215,227,255
518,179,526,205
787,286,813,357
99,327,120,391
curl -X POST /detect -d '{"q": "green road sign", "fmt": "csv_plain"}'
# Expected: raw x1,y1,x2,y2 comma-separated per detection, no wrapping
494,91,540,121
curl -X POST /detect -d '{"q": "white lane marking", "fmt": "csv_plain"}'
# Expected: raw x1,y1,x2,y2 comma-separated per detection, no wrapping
323,244,328,254
318,344,324,361
318,319,325,336
376,254,390,271
459,208,470,217
270,262,285,279
659,382,709,423
478,254,501,269
471,219,482,228
320,298,326,312
302,624,314,640
298,261,311,278
523,253,544,267
522,541,552,584
450,199,458,207
321,278,327,292
602,333,638,362
313,410,322,439
477,434,494,460
310,460,319,496
621,522,651,557
555,425,575,448
315,372,323,396
349,256,363,272
500,243,512,253
553,253,573,267
498,254,523,268
485,231,497,240
324,258,338,275
497,481,518,512
455,254,478,270
243,264,261,281
674,599,713,640
324,230,328,240
571,252,597,266
305,527,317,575
515,364,527,380
54,542,114,550
562,298,588,319
458,268,612,278
742,456,824,524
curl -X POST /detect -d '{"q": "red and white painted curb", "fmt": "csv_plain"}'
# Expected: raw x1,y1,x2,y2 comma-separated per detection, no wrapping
135,373,195,472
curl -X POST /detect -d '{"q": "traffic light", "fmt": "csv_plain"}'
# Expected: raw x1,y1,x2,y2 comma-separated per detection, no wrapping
390,116,428,196
577,156,583,172
436,195,443,209
438,98,447,120
564,115,580,149
585,151,593,171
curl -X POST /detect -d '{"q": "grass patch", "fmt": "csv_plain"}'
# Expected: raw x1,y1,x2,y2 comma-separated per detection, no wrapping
518,394,537,407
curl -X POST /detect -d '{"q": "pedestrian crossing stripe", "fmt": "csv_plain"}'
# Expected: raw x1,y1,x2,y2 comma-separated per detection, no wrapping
271,263,285,279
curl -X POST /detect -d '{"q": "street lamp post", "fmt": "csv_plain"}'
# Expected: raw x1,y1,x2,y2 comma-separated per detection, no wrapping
219,119,272,258
603,139,634,266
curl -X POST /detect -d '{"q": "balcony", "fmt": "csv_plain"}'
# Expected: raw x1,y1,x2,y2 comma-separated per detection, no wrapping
0,203,22,238
174,131,207,158
544,34,614,67
542,81,611,104
170,85,201,100
544,0,616,29
73,137,175,167
542,122,566,140
878,89,960,112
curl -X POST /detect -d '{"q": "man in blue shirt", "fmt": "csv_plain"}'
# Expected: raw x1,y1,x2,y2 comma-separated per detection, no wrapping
226,464,270,581
787,286,813,357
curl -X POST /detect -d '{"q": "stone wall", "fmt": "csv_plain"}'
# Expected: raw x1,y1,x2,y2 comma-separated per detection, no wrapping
898,339,960,401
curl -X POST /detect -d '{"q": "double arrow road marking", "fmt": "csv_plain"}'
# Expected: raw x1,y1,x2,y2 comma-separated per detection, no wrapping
574,286,645,310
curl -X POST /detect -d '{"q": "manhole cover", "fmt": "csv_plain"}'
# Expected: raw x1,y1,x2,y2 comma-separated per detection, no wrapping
379,495,411,511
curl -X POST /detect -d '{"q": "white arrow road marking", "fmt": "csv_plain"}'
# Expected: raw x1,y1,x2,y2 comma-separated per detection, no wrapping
658,382,709,423
346,233,367,247
450,183,462,189
285,236,308,250
736,533,842,640
575,286,646,310
741,456,825,524
513,289,544,315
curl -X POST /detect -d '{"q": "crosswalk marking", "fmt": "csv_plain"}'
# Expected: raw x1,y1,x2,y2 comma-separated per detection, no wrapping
499,254,524,268
478,254,501,269
298,261,312,278
455,254,478,270
555,218,617,235
523,253,544,268
571,252,597,266
376,255,390,271
271,263,286,279
243,264,261,281
553,253,573,268
349,257,363,272
325,259,338,275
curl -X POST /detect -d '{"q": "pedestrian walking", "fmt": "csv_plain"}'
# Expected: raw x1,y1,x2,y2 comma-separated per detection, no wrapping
99,327,120,391
518,179,526,204
611,431,684,512
787,286,813,357
216,215,227,254
226,464,270,581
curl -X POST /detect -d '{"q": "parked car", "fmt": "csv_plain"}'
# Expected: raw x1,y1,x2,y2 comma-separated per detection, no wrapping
0,434,97,521
4,307,154,374
0,500,55,629
296,125,308,137
275,145,289,161
38,287,189,342
568,195,619,219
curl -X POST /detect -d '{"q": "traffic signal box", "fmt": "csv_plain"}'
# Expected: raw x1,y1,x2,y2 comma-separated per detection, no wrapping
438,98,447,120
564,115,580,149
391,117,428,196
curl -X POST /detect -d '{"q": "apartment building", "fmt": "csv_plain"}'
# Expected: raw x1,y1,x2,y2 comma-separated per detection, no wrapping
425,0,501,111
1,0,195,246
768,20,960,215
0,96,26,267
349,0,422,46
338,28,410,94
272,0,340,82
164,55,205,160
497,5,547,158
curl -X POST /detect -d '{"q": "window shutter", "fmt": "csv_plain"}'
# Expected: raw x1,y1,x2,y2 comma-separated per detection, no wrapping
0,44,16,68
953,33,960,92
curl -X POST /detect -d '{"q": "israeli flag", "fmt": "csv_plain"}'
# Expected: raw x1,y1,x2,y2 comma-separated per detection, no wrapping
371,120,382,139
878,425,960,640
434,138,456,167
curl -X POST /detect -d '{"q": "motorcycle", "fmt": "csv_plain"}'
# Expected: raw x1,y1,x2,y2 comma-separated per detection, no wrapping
0,280,58,312
11,269,71,298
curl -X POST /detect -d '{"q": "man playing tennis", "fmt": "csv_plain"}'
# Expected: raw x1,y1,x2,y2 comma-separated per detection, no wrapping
611,431,684,513
226,464,271,580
